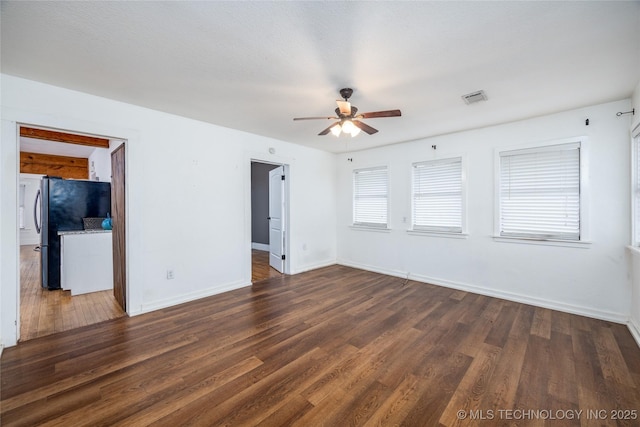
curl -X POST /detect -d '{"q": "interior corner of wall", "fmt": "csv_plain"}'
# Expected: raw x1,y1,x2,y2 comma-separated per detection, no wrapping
628,316,640,349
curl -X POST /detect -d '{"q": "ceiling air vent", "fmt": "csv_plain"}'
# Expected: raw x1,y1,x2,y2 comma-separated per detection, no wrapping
461,90,488,105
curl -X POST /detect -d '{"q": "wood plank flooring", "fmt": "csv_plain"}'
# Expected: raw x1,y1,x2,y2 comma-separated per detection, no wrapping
252,249,283,282
2,265,640,426
19,245,125,342
19,246,272,341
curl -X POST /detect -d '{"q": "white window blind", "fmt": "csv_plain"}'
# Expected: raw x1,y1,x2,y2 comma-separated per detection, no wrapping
353,167,388,228
412,157,463,233
634,132,640,245
499,142,580,240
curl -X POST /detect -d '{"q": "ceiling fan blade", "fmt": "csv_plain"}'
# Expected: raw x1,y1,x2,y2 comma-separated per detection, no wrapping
318,122,340,136
293,116,339,121
358,109,402,119
336,100,351,115
353,120,378,135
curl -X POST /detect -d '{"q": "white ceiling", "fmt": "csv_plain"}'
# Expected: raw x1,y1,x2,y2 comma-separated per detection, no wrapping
2,1,639,154
20,137,99,158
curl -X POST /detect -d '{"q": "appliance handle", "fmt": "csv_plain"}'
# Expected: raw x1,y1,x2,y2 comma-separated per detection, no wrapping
34,189,41,234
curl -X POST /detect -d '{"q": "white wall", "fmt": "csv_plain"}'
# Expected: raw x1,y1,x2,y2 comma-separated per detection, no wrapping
0,74,337,348
88,147,111,182
337,99,633,323
18,173,43,245
1,100,18,353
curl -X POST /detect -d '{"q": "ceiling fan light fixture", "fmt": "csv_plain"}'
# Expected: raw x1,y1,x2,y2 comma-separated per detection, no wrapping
341,119,355,134
293,88,399,137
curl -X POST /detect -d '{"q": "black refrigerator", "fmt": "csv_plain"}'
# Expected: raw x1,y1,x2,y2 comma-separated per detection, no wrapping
34,176,111,290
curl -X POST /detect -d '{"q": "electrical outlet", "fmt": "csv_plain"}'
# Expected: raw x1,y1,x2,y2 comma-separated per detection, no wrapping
166,270,175,280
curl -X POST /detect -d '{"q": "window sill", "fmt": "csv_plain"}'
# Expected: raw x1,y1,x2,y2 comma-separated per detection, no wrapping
407,230,468,239
349,225,391,233
626,245,640,255
493,236,591,249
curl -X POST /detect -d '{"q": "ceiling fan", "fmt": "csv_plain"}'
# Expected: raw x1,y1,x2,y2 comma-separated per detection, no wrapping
293,88,401,137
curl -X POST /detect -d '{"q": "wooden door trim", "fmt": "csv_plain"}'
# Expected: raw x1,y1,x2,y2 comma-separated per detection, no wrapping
111,143,127,312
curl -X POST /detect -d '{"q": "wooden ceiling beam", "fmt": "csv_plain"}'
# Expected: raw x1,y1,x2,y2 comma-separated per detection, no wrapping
20,127,110,149
20,151,89,180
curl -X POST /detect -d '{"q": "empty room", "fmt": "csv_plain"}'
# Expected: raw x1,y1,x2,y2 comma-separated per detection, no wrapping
1,1,639,426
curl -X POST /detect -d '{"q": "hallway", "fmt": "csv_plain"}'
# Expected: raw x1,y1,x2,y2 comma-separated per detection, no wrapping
251,249,283,283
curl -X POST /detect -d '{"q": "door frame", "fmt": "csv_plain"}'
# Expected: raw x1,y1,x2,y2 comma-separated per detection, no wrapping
12,122,130,342
247,157,291,281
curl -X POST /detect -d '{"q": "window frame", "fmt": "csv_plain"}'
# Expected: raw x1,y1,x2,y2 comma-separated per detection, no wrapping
352,165,389,230
410,155,467,236
632,124,640,246
494,137,590,246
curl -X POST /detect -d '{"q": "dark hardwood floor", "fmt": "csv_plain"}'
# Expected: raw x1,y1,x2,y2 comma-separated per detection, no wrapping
252,249,283,282
16,246,273,339
2,265,639,426
19,245,125,342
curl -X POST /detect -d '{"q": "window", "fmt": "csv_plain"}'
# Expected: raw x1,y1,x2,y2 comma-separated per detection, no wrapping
412,157,463,233
498,141,582,241
353,167,388,228
19,183,26,229
633,126,640,245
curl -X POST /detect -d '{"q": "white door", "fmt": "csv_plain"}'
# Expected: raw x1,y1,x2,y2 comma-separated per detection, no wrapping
268,166,285,273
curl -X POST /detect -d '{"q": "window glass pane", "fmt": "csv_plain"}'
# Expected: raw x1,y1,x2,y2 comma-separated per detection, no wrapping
500,143,580,240
354,167,388,227
412,158,462,233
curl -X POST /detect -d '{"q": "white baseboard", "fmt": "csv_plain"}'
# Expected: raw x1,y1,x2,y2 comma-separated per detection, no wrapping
290,259,337,275
251,242,269,251
130,279,251,316
20,238,40,246
337,259,408,281
337,259,627,324
629,317,640,349
129,259,337,317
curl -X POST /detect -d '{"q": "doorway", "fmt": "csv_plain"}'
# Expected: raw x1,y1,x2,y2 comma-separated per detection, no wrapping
250,161,289,282
17,125,127,341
